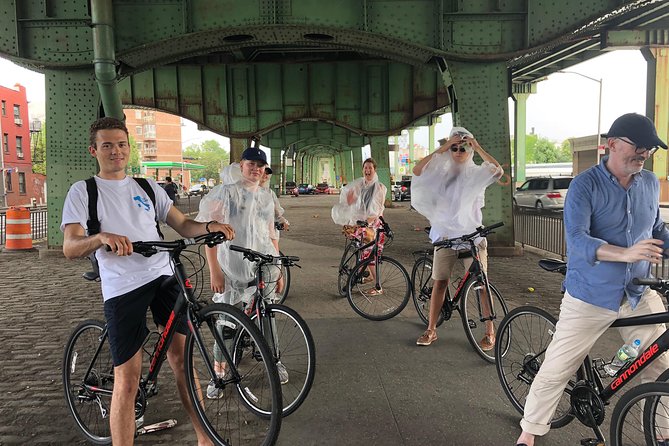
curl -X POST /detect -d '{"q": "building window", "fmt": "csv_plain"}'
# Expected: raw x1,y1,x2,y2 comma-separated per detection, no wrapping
5,171,11,192
135,110,142,119
136,126,142,135
18,172,26,194
13,104,20,120
144,124,156,138
1,100,5,116
2,134,7,153
16,137,23,158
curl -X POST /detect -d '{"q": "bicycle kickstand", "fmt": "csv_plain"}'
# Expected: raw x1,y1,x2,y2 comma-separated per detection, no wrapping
137,418,178,436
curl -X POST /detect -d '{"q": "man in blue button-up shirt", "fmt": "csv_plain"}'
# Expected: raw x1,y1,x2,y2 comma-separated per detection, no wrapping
517,113,669,446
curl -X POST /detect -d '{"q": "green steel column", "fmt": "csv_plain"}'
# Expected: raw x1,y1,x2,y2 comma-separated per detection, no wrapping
369,136,392,202
352,147,363,178
270,147,281,190
285,147,294,183
408,128,415,173
343,149,354,185
449,61,514,251
651,48,669,201
329,156,336,185
46,69,100,247
513,93,530,184
428,123,435,154
295,153,302,184
230,138,246,163
393,136,400,178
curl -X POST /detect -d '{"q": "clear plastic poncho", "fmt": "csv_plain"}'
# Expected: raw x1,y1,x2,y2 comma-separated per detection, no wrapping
411,151,502,244
196,172,279,305
331,174,387,225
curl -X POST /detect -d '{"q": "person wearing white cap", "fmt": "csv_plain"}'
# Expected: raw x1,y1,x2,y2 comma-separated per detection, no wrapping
516,113,669,446
411,127,503,348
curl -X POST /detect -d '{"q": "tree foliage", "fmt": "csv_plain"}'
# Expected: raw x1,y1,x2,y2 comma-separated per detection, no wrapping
127,135,141,175
183,139,230,183
31,122,46,175
510,134,572,164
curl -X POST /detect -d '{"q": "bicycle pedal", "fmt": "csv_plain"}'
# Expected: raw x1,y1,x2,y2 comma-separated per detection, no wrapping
580,439,604,446
468,319,477,329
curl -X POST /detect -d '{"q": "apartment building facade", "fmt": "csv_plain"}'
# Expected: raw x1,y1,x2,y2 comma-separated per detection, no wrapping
0,83,46,208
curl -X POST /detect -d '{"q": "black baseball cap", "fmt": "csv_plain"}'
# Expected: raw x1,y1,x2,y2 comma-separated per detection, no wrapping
602,113,667,150
241,147,268,165
265,166,273,174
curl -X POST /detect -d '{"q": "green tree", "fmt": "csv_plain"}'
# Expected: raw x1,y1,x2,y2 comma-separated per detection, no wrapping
127,135,141,175
510,134,572,164
558,139,573,162
183,139,230,183
31,122,46,175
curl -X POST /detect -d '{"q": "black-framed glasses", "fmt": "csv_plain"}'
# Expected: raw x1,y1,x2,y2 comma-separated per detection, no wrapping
450,145,467,153
616,137,659,155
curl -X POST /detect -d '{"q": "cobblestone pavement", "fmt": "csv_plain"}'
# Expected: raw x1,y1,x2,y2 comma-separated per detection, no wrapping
0,195,630,445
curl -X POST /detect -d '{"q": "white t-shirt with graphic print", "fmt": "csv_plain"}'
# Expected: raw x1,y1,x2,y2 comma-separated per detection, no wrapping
61,176,174,301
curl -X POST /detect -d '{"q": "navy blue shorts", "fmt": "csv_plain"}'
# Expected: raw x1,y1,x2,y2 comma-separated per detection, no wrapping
103,275,188,366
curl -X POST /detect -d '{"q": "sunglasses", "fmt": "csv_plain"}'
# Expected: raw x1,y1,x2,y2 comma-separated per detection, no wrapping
450,145,467,153
616,137,659,155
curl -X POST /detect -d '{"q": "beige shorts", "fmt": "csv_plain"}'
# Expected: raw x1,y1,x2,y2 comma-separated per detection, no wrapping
432,238,488,281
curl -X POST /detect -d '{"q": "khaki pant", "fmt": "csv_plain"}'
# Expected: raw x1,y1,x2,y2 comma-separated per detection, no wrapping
432,239,488,281
521,289,669,436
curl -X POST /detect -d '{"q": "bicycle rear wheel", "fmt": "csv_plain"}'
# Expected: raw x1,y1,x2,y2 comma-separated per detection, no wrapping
347,256,411,321
251,304,316,417
459,279,508,363
62,320,113,445
495,306,580,429
185,303,281,446
610,381,669,446
338,242,357,297
411,255,445,327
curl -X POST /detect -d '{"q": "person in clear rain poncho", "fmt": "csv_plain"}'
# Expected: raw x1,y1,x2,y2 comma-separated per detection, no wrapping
412,127,503,349
259,166,290,233
196,147,288,391
332,158,388,294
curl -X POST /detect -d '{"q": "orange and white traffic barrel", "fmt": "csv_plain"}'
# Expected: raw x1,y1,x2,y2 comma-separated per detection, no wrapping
5,207,32,250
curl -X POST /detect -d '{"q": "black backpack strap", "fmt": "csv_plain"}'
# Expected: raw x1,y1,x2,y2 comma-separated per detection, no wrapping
133,177,164,240
85,177,101,236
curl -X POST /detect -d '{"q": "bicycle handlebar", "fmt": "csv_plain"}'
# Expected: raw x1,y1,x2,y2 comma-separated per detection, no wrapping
433,222,504,248
229,244,300,267
105,231,228,257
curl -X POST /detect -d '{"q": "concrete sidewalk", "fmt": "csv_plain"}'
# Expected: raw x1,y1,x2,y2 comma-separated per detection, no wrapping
0,195,631,445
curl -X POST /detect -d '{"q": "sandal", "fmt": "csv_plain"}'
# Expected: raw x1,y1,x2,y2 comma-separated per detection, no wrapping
479,334,495,351
364,287,384,296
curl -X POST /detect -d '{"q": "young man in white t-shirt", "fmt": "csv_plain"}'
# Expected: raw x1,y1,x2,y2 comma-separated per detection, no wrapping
61,117,234,446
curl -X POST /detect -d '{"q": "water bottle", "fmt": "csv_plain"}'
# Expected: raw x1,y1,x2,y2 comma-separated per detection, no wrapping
604,339,641,377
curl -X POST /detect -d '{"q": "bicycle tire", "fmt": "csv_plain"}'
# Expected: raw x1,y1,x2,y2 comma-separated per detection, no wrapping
273,250,290,304
459,278,508,363
249,304,316,417
495,306,581,429
62,320,113,445
610,381,669,446
184,303,281,446
338,242,357,297
410,255,445,327
347,256,411,321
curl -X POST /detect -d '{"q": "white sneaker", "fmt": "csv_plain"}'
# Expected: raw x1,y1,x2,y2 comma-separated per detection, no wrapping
276,361,289,385
206,371,229,399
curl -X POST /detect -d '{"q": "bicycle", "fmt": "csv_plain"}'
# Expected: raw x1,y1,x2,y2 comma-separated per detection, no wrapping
339,218,411,321
410,222,509,362
273,221,291,304
229,244,316,417
495,259,669,446
62,232,282,446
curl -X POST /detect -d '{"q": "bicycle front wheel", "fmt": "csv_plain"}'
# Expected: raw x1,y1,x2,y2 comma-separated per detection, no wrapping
411,255,445,327
185,303,281,446
273,250,291,304
610,381,669,446
495,306,580,429
347,256,411,321
459,279,508,363
62,320,113,445
251,304,316,417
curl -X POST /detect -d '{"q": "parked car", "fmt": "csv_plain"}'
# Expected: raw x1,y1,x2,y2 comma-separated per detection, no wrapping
285,181,297,195
188,184,209,196
297,183,314,194
157,181,186,198
315,183,330,194
394,180,411,201
513,176,573,210
391,181,402,201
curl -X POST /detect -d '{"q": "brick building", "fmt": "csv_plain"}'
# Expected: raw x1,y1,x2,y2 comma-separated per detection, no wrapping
124,109,193,187
0,83,46,208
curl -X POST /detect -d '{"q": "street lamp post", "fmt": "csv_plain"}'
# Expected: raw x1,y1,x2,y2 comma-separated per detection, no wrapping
557,70,603,164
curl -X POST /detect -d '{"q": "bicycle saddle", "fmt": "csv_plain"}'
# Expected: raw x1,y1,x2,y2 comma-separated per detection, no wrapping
538,259,567,274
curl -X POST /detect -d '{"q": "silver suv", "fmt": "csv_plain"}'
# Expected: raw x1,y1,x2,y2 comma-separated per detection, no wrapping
513,176,573,210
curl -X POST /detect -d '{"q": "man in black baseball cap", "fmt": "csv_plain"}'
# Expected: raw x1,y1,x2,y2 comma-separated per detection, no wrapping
602,112,668,152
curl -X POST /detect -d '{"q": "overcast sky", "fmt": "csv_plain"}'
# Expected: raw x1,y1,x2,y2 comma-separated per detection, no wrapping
0,49,647,149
